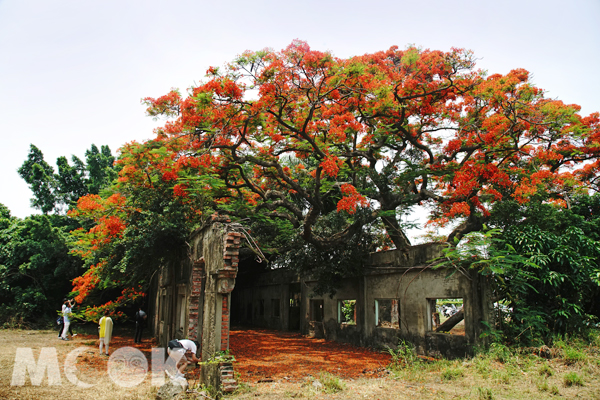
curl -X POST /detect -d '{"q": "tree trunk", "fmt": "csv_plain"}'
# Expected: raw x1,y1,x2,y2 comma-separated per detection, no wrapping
380,214,411,249
435,308,464,332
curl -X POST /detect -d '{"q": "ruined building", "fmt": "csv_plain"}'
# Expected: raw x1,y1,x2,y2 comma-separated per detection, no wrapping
150,221,492,389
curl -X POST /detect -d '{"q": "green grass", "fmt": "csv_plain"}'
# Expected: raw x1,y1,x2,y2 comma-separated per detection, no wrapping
475,387,494,400
318,372,345,394
538,363,553,377
563,371,584,387
563,347,587,364
441,367,464,381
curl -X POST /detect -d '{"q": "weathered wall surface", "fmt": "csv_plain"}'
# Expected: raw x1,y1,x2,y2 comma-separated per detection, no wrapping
229,243,491,358
152,231,490,360
152,222,241,359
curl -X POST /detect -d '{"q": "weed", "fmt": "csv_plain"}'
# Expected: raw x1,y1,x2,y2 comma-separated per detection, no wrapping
550,384,560,395
491,370,510,384
489,342,511,363
2,316,29,329
537,379,549,392
387,339,417,368
563,371,584,387
473,355,490,376
284,390,303,398
538,363,553,377
318,372,345,394
441,367,464,381
563,347,587,365
476,386,494,400
232,382,253,395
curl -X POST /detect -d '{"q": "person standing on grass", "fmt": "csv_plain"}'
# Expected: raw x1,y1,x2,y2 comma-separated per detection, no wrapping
98,311,113,356
61,298,75,340
134,307,147,343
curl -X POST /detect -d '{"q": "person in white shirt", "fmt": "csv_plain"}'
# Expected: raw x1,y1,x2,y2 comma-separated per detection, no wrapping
167,339,201,378
60,298,74,340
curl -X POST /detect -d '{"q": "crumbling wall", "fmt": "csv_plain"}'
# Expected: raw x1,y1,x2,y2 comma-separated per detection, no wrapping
234,243,491,358
152,221,241,392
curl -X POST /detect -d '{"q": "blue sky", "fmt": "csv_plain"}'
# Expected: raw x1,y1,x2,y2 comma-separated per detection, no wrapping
1,0,599,223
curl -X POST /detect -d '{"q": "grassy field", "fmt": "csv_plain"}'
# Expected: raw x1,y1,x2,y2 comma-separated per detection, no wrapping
0,328,599,399
225,339,600,400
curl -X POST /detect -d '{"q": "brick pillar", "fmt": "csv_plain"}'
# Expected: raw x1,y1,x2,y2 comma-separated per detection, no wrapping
188,259,204,341
221,294,230,351
219,232,240,351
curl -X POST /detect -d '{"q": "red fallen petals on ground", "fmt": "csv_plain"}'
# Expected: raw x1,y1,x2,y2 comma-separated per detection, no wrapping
229,328,391,382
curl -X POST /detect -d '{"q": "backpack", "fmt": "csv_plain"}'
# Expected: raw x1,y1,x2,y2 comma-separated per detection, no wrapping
168,339,184,350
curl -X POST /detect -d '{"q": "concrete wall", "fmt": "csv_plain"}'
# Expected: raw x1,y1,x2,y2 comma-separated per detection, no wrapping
152,228,491,359
228,243,491,358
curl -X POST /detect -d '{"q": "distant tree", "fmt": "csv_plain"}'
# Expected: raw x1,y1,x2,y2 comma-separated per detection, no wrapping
0,209,82,324
18,144,119,213
55,155,88,207
18,145,57,214
85,144,117,195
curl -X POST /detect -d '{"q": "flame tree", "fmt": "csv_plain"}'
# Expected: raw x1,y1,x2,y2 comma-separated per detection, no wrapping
142,41,600,249
70,41,600,304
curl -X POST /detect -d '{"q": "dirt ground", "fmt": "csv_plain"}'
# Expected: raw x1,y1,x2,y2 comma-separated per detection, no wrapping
0,327,598,400
229,328,391,382
0,327,159,400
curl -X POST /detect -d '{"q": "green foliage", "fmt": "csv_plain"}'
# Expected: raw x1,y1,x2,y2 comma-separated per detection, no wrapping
488,343,512,363
440,196,600,344
0,210,82,324
387,338,418,368
85,144,118,195
340,300,356,324
18,144,119,214
499,224,600,341
18,145,57,214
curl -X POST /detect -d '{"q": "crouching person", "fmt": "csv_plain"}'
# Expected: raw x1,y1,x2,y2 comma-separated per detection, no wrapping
167,339,200,379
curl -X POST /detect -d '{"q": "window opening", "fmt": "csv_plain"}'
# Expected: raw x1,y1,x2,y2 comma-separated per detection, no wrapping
178,294,186,330
338,300,357,325
429,298,464,335
310,299,324,322
375,299,399,328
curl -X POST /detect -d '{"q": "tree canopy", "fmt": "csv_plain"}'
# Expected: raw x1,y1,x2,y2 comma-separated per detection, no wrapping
18,144,118,214
140,41,600,250
67,41,600,318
